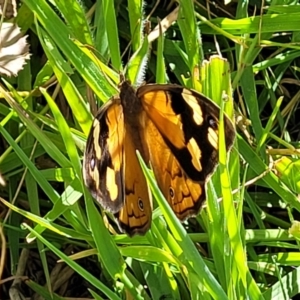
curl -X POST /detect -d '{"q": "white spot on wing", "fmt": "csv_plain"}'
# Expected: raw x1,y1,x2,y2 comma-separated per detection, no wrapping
182,90,204,125
187,137,202,172
208,127,218,150
93,119,102,159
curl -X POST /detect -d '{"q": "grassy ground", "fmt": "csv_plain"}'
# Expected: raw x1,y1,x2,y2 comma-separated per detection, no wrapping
1,0,300,299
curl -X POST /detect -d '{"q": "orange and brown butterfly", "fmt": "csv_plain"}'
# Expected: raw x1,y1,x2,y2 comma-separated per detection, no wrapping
83,78,235,236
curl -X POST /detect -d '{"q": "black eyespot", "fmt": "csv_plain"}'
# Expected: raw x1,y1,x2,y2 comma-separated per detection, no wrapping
138,198,144,211
208,116,218,130
169,187,175,199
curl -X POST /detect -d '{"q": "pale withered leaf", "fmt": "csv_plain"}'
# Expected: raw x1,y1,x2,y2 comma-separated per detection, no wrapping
0,23,30,76
0,0,17,18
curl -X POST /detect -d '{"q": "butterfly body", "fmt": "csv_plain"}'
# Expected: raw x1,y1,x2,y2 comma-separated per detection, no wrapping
84,80,235,236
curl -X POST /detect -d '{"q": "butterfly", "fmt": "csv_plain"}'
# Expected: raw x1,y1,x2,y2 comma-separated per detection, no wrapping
83,79,235,236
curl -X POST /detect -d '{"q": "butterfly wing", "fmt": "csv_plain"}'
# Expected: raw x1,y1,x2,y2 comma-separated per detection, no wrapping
115,123,152,236
144,118,205,220
138,84,235,182
83,100,125,213
138,85,235,219
84,96,152,236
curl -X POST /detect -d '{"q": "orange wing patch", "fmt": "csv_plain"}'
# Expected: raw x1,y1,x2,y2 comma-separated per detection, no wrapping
116,122,152,236
143,118,205,220
140,90,186,149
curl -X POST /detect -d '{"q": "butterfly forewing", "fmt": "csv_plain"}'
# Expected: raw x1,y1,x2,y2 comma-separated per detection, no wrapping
83,100,125,213
138,84,235,182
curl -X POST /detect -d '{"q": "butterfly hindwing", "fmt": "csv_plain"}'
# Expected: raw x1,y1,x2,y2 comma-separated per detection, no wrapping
116,121,152,236
83,100,125,213
144,118,205,219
